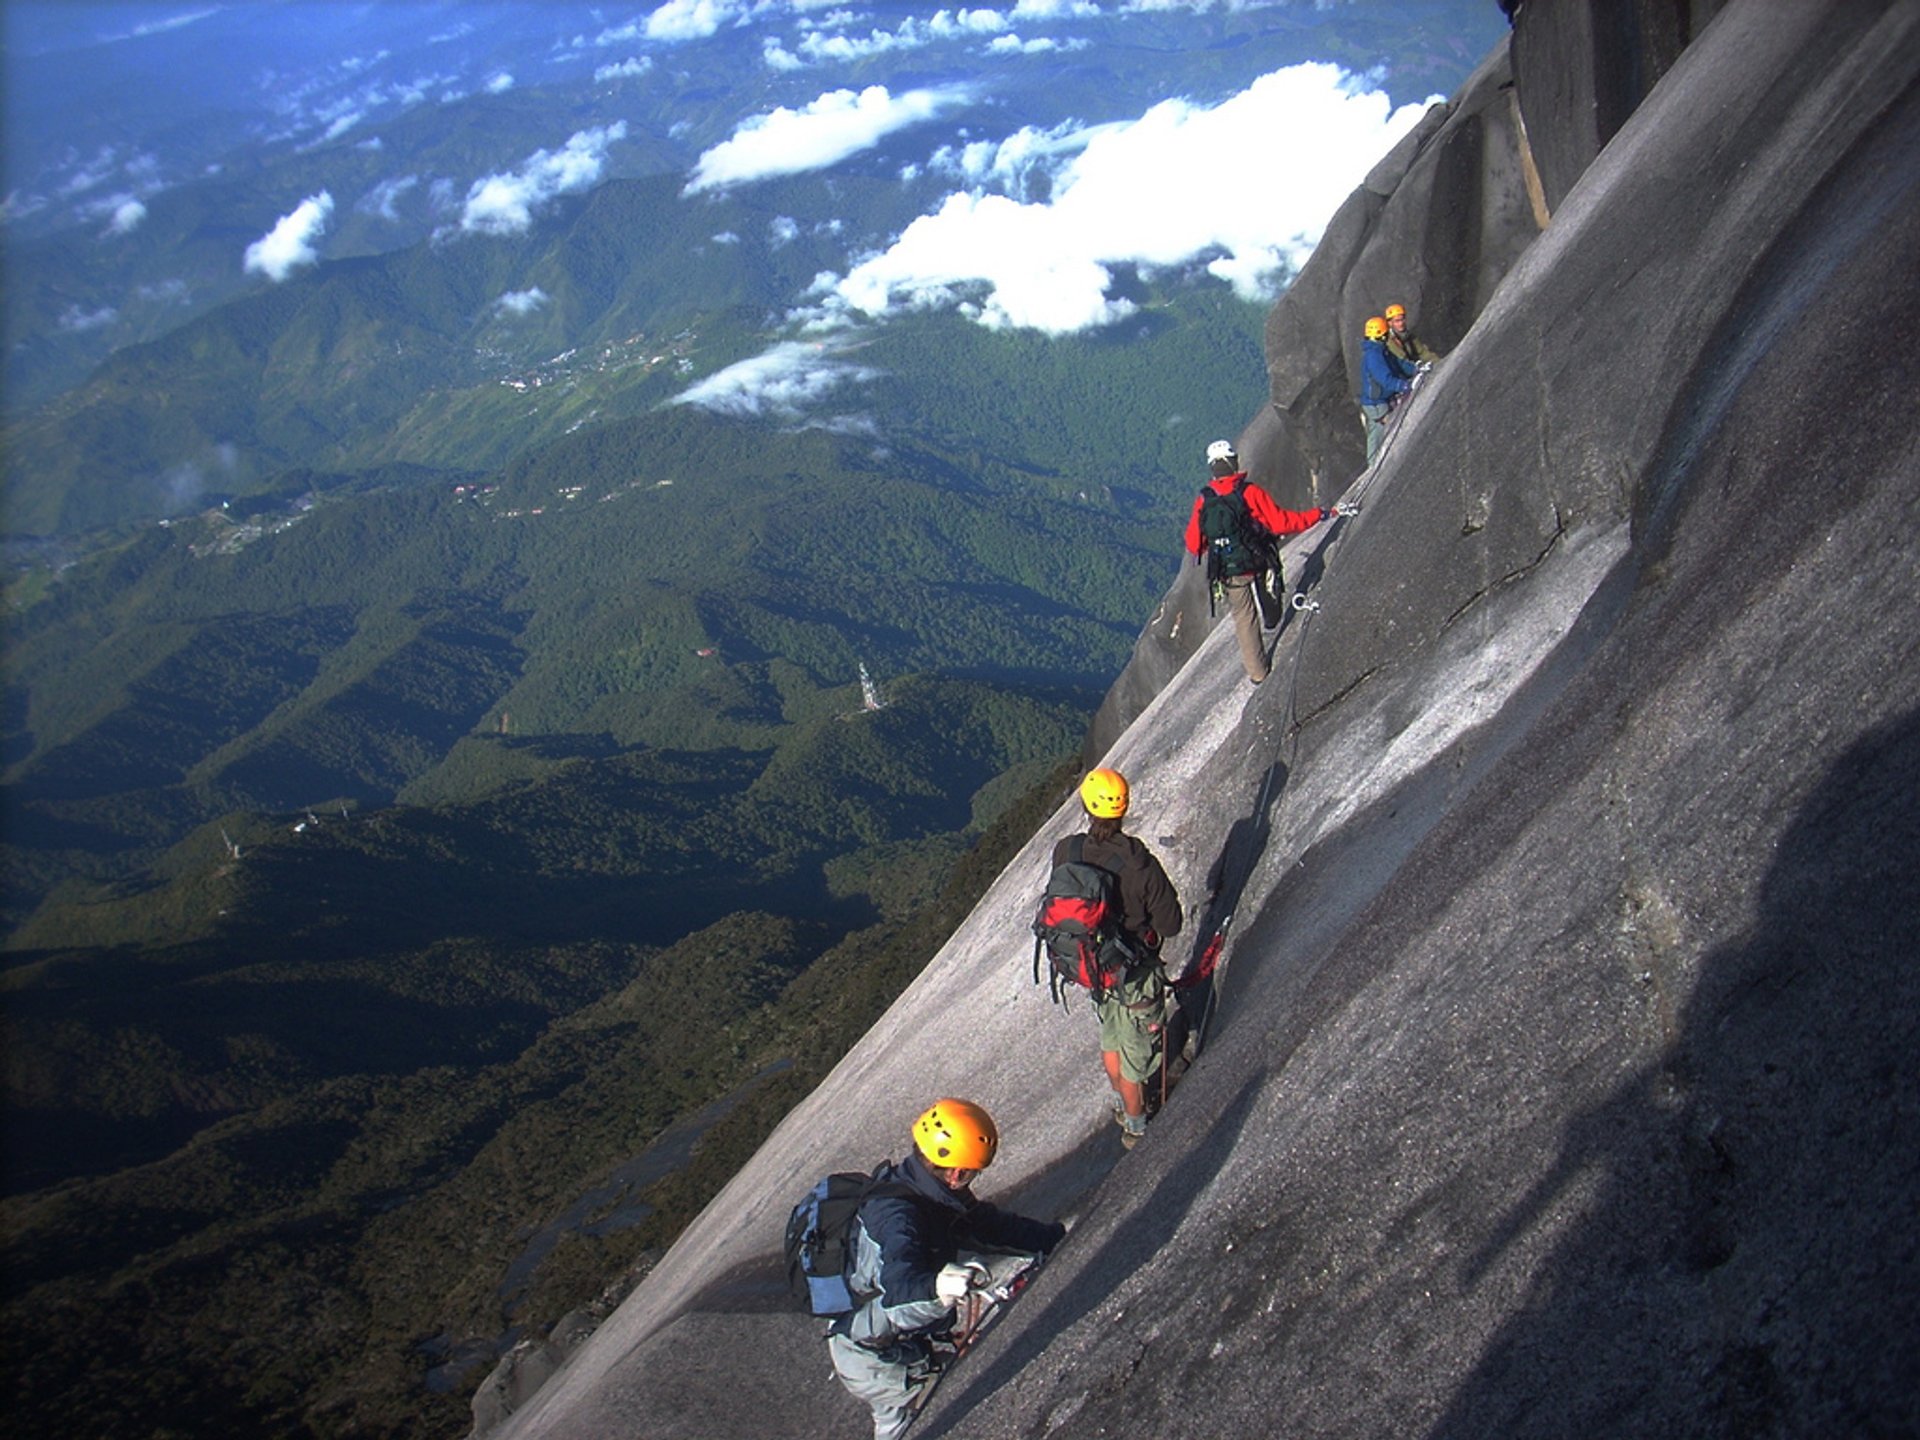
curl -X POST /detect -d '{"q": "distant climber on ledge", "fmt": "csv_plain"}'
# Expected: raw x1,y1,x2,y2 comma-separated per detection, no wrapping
1383,302,1443,370
1185,439,1337,686
825,1099,1063,1440
1357,315,1413,466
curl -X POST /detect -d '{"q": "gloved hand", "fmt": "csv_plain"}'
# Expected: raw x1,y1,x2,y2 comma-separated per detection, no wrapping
1333,499,1360,518
935,1261,989,1304
1417,361,1434,374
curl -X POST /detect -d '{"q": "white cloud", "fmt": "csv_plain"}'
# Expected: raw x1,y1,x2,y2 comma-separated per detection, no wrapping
100,7,219,44
767,5,1084,69
496,286,549,315
818,63,1436,333
712,230,741,244
1012,0,1101,15
988,33,1084,54
108,197,148,234
244,191,334,281
647,0,752,42
137,278,191,306
596,56,655,80
358,174,419,221
1120,0,1285,10
672,339,880,420
930,9,1011,35
687,84,969,193
486,72,515,93
59,146,120,197
58,303,118,332
770,215,801,246
459,123,627,235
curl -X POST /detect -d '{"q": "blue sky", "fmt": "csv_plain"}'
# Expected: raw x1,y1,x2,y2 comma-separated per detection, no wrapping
3,2,1501,415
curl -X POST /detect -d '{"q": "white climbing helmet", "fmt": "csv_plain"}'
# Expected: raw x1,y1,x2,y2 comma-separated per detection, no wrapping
1205,439,1238,466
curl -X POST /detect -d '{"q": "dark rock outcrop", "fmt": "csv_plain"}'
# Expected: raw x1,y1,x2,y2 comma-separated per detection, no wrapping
490,4,1920,1437
1509,0,1724,214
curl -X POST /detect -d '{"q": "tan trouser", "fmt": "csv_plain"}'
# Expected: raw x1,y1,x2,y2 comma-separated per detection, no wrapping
1222,574,1269,683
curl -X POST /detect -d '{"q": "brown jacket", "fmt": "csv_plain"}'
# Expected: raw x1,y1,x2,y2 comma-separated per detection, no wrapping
1051,831,1183,950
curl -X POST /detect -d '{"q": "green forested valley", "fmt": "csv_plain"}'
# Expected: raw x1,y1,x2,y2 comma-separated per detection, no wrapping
3,234,1265,1435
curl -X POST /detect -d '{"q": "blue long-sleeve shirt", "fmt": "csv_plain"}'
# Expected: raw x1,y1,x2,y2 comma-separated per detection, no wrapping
1358,337,1412,406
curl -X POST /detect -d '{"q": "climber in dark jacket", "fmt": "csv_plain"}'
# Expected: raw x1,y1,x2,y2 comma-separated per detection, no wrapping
1054,768,1183,1148
827,1100,1063,1439
1357,315,1413,466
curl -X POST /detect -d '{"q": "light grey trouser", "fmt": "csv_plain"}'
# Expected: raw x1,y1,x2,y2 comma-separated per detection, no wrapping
827,1332,928,1440
1359,401,1391,464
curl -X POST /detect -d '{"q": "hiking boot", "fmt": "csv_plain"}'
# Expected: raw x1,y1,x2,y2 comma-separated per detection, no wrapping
1120,1115,1147,1150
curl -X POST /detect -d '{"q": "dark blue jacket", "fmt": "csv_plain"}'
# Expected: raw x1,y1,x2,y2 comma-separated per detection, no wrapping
1358,337,1413,406
836,1151,1062,1345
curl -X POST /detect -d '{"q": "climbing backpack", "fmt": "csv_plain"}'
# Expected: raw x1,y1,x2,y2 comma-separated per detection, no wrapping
1031,836,1137,1004
1196,478,1276,585
784,1169,916,1316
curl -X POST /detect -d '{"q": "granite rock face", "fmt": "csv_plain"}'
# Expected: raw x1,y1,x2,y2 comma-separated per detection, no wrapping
488,4,1920,1438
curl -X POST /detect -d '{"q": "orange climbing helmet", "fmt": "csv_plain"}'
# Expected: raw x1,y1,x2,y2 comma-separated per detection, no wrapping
1079,767,1130,819
913,1099,999,1170
1364,316,1388,341
1384,303,1407,322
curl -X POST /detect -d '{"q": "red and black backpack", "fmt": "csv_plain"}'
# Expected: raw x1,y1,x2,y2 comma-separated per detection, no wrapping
1031,836,1137,1004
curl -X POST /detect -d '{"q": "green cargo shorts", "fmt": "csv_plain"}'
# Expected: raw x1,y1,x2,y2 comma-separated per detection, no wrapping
1095,965,1166,1084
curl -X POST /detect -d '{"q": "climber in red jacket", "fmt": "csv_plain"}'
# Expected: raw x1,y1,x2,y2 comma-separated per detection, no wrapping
1184,440,1336,685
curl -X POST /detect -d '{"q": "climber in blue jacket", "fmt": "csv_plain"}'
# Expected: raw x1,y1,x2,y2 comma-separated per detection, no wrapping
1356,314,1412,466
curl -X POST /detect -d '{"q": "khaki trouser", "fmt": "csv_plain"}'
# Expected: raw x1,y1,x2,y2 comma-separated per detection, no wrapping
1222,574,1269,684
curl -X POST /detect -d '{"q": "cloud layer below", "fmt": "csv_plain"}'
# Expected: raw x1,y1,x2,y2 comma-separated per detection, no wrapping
687,85,969,193
818,62,1435,334
671,340,880,420
460,123,628,234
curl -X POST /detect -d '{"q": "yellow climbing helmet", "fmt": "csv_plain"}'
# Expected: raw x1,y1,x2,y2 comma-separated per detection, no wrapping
1079,767,1130,819
913,1099,999,1170
1364,315,1388,340
1384,303,1407,322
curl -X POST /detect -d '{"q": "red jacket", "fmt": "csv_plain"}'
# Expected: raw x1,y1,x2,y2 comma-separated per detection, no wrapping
1183,473,1329,560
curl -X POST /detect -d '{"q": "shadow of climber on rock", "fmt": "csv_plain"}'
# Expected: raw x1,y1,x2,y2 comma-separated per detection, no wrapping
1166,759,1288,1065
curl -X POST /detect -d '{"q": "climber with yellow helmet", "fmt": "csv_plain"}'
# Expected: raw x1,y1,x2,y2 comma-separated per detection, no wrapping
1357,313,1413,466
1383,301,1444,369
825,1098,1064,1439
1044,768,1183,1149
